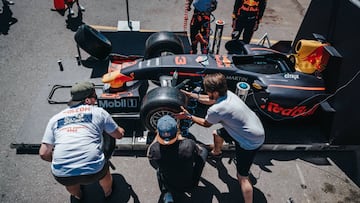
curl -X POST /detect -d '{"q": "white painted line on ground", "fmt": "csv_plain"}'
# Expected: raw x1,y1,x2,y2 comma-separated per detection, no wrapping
296,162,311,203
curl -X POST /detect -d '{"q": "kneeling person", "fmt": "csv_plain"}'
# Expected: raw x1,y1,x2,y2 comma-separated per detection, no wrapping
147,115,207,202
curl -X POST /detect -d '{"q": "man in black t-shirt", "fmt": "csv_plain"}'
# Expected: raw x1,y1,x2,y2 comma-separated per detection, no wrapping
147,115,207,203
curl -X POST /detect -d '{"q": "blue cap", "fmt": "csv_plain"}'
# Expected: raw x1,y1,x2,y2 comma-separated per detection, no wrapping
156,115,178,145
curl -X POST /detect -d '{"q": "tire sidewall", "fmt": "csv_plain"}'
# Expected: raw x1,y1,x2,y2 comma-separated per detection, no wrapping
144,31,184,59
74,24,112,60
140,87,187,132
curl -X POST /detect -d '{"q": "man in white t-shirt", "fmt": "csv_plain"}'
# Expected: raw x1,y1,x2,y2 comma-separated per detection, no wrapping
39,81,125,202
176,73,265,203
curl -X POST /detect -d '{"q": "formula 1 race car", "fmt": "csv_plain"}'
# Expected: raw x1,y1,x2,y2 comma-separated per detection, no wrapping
74,24,332,137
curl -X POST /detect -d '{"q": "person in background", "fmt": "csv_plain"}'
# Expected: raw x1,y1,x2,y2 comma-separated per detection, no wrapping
187,0,217,54
231,0,267,44
147,115,208,203
176,73,265,203
66,0,85,16
39,81,125,202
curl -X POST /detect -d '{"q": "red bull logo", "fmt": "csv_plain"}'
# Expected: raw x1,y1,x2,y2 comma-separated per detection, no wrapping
303,46,330,72
261,102,318,117
293,40,330,74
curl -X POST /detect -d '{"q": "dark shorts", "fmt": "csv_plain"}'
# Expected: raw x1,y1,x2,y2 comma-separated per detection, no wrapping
216,128,260,177
53,162,109,186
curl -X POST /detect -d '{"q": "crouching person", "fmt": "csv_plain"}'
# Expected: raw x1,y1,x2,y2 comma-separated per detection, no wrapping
147,115,208,203
39,81,125,202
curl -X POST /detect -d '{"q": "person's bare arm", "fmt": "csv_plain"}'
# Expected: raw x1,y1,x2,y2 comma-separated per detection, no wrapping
175,106,213,128
39,143,54,162
109,127,125,139
180,89,216,105
189,114,213,127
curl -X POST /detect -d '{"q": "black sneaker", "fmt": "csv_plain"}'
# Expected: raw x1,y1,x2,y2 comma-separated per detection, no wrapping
5,0,14,5
78,4,85,11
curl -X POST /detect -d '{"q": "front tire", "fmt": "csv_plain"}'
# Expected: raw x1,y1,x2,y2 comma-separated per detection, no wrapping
140,87,187,132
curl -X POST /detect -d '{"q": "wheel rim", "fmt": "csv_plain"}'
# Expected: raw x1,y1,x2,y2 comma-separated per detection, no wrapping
149,110,174,131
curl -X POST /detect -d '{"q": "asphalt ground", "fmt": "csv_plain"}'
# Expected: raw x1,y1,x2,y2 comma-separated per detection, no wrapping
1,0,360,203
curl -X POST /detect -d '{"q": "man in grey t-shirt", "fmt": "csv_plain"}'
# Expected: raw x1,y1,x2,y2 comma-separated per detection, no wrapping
39,81,125,201
176,73,265,203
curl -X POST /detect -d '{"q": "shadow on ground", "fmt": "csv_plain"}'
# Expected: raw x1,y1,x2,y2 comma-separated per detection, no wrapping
254,150,360,187
153,158,267,203
0,3,17,35
73,173,139,203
